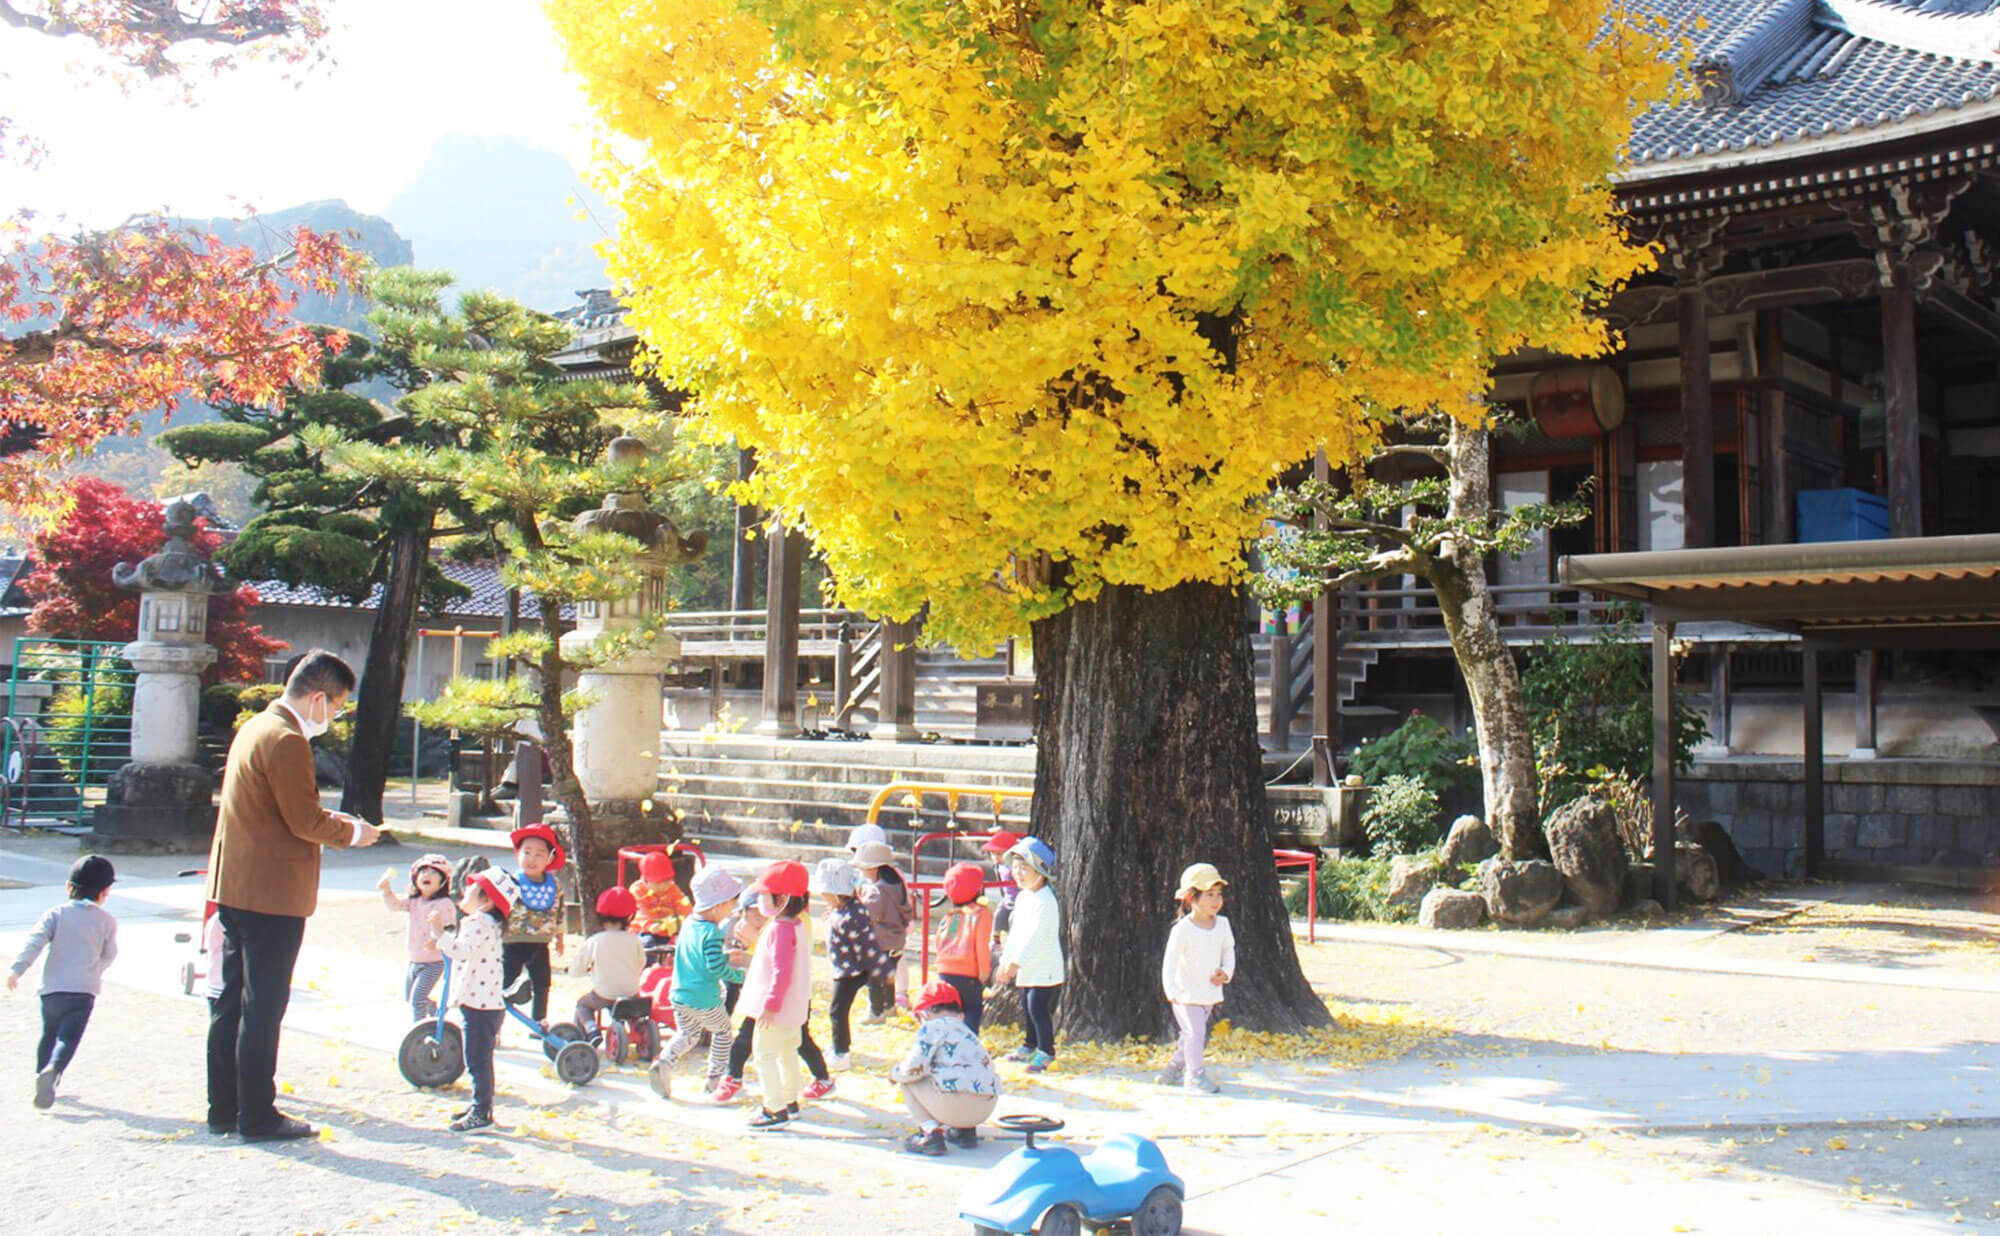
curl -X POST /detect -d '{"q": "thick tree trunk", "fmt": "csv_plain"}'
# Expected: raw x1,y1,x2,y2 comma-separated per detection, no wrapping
1030,580,1330,1042
340,523,429,825
1438,420,1543,858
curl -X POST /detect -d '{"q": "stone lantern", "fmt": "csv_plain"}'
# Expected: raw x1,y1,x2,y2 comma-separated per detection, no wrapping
90,498,222,850
558,438,706,862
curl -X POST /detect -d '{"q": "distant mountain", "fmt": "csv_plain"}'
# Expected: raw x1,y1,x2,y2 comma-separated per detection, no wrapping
379,134,613,313
168,199,413,332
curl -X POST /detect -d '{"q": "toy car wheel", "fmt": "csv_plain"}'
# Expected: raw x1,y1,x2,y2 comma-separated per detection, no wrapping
398,1021,466,1089
1037,1204,1083,1236
180,960,196,996
555,1040,600,1086
1133,1186,1183,1236
544,1021,587,1062
603,1023,627,1064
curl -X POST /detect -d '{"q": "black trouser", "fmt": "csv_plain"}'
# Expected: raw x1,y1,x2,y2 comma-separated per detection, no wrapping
207,905,306,1131
1022,985,1061,1057
728,1017,829,1081
36,992,94,1074
501,942,552,1023
829,974,869,1055
940,973,985,1034
867,951,901,1016
462,1006,503,1116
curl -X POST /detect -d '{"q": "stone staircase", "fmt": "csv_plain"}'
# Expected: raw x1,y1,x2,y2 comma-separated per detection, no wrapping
1249,633,1379,745
658,732,1035,873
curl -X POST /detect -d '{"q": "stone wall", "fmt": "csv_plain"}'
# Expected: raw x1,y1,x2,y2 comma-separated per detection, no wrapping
1678,759,2000,878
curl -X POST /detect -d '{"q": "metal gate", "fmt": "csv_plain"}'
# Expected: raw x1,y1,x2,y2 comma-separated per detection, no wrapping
1,639,136,831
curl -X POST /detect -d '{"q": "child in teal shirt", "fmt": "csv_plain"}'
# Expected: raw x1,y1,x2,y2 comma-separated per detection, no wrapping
649,866,742,1099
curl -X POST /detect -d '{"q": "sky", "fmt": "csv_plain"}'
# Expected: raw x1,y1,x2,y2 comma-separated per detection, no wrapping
0,0,599,228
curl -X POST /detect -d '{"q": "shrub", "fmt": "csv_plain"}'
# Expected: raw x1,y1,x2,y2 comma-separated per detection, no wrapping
1522,607,1706,807
1360,773,1441,856
1284,853,1396,922
44,680,131,784
1350,711,1476,801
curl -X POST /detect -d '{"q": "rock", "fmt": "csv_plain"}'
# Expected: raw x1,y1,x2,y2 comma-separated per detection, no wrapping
1418,887,1486,929
1675,842,1722,903
1543,794,1630,918
1476,857,1564,926
1545,904,1592,930
1386,856,1439,913
1439,814,1498,868
1632,898,1664,918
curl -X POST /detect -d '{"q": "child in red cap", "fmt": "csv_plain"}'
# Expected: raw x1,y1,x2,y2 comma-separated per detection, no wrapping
570,886,646,1036
502,824,567,1026
629,850,693,952
738,860,814,1128
932,863,993,1033
892,980,999,1155
439,869,516,1133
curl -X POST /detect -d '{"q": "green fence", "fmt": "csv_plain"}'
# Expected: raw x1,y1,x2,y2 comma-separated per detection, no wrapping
1,639,136,830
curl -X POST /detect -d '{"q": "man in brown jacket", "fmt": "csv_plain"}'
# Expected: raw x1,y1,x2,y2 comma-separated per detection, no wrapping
206,651,379,1141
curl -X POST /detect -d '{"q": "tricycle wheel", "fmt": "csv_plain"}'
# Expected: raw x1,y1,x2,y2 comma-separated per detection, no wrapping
179,960,196,996
1037,1204,1083,1236
398,1020,465,1089
635,1021,660,1061
555,1040,600,1086
602,1023,627,1064
1133,1186,1183,1236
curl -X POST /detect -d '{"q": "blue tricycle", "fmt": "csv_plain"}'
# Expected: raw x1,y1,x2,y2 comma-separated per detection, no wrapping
397,957,601,1089
957,1115,1185,1235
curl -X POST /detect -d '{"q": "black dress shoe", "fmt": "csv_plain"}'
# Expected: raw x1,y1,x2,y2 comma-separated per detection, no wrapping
240,1115,315,1142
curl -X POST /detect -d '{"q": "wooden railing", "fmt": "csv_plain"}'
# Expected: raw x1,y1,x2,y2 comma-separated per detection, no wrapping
665,607,870,651
1341,581,1641,647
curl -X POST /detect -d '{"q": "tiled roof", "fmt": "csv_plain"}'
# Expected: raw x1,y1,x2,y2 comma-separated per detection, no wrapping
249,560,548,621
0,552,30,619
1625,0,2000,179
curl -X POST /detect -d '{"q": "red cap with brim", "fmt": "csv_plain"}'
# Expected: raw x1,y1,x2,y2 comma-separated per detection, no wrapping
471,873,512,920
913,979,962,1013
509,824,567,871
747,859,810,899
981,830,1022,854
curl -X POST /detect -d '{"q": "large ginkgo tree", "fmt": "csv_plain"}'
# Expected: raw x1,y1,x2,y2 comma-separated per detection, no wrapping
553,0,1673,1038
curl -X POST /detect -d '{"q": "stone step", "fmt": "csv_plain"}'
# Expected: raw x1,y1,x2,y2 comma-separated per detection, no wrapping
659,751,1035,787
660,775,1036,821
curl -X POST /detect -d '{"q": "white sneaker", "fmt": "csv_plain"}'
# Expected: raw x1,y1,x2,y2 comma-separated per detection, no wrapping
1184,1070,1221,1095
830,1052,851,1070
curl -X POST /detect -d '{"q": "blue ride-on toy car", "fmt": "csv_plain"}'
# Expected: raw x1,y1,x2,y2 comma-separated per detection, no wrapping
957,1115,1184,1235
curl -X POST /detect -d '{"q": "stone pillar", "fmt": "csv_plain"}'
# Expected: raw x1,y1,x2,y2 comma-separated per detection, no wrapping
89,499,222,852
558,438,707,880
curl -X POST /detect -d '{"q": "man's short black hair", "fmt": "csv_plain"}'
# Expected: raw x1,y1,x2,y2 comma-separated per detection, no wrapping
285,650,356,699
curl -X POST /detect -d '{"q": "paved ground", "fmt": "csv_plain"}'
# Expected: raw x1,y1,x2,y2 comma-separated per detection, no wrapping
4,814,1999,1234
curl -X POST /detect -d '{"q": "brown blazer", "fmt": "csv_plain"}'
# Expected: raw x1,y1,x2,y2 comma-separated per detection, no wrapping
206,702,352,917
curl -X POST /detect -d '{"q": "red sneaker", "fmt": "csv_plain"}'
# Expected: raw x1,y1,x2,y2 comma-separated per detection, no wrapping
801,1076,835,1101
711,1077,743,1104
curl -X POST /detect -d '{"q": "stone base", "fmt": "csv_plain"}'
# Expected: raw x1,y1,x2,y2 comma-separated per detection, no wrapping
86,761,216,854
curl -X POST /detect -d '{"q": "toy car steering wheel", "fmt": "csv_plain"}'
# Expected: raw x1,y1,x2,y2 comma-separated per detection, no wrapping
997,1113,1066,1148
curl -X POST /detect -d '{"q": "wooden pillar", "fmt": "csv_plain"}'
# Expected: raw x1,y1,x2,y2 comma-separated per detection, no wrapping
756,520,804,735
1267,617,1294,752
876,616,920,742
1679,284,1716,549
1707,644,1732,754
1310,450,1340,786
1852,648,1879,758
1651,620,1679,909
1757,310,1793,543
1880,268,1922,537
832,620,855,731
1803,646,1825,877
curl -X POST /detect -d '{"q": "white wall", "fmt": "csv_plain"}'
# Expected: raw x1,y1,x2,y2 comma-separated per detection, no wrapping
1496,471,1551,587
1638,460,1685,552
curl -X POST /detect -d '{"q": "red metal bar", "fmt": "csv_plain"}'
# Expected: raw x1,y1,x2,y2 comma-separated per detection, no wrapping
614,840,705,890
1272,847,1318,945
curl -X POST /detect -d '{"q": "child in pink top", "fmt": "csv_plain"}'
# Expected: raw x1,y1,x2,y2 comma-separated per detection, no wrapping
378,855,456,1021
736,860,813,1130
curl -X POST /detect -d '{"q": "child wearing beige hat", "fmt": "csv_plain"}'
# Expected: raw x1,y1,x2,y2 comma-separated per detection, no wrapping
1158,862,1235,1094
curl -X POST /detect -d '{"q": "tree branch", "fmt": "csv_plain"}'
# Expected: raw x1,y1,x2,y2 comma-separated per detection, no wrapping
1367,442,1450,466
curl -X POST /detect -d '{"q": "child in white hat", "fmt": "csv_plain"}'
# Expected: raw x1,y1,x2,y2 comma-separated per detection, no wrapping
650,865,743,1098
1158,862,1235,1094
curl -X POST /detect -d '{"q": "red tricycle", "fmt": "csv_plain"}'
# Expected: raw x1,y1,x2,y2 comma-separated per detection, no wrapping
171,867,218,997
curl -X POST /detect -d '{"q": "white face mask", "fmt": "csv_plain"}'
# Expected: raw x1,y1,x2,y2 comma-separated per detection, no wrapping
298,694,331,741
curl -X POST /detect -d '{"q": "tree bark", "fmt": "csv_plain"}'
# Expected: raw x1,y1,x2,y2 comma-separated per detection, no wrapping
340,522,429,825
1030,579,1330,1042
1437,421,1544,858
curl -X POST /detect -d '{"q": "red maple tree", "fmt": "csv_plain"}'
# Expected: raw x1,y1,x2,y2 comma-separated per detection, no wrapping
23,476,285,683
